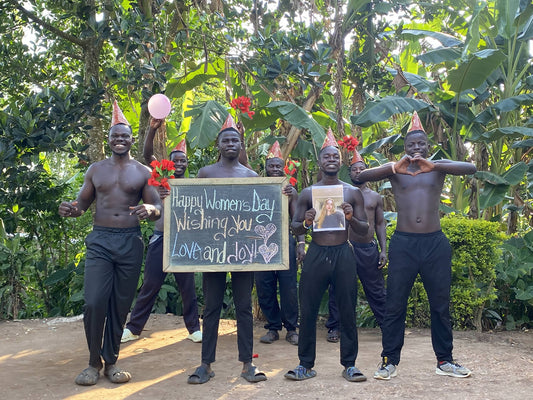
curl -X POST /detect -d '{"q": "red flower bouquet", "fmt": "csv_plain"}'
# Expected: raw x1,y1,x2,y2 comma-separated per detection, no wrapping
337,135,360,151
284,159,300,187
148,159,175,190
230,96,255,119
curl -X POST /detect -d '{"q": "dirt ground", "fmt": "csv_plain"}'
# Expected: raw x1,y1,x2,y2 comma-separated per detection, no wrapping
1,314,532,400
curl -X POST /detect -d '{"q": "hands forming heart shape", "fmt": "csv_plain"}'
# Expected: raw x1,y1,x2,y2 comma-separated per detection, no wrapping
394,156,435,176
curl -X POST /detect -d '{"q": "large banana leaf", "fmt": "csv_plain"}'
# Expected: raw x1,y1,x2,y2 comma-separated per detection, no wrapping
350,96,432,127
480,127,533,141
447,49,506,92
474,94,533,124
166,59,225,100
185,101,228,149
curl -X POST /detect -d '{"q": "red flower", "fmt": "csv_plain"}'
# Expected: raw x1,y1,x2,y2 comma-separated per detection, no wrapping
289,176,297,186
148,159,175,188
230,96,254,120
337,135,360,150
284,159,300,186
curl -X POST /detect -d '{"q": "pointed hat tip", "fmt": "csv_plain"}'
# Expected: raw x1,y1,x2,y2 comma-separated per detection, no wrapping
220,114,239,133
172,139,187,154
321,127,338,149
408,110,425,133
111,100,130,127
267,140,283,159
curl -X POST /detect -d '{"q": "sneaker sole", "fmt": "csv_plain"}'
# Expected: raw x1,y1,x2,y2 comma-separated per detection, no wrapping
435,368,471,378
121,335,139,343
373,370,397,380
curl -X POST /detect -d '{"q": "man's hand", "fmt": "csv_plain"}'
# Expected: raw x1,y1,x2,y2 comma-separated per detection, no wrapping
378,251,388,269
130,204,158,220
158,186,171,200
150,117,164,130
58,201,82,217
409,157,435,175
340,202,353,220
282,184,297,198
304,208,316,227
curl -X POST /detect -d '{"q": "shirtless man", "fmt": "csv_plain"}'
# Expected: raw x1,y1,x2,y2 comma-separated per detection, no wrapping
58,101,161,386
121,117,202,344
284,130,369,382
326,150,387,336
358,112,476,380
187,115,267,384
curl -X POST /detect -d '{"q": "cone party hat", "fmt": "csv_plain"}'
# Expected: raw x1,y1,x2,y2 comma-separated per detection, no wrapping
407,111,425,133
111,100,130,127
321,127,338,149
172,139,187,154
267,141,283,160
220,114,239,133
350,149,364,165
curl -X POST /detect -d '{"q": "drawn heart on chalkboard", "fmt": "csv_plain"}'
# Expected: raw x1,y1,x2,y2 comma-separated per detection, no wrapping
254,223,277,242
258,243,279,264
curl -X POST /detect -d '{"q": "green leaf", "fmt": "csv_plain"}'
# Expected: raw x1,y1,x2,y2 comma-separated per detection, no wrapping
475,171,510,185
512,138,533,148
496,0,521,40
502,162,528,185
480,126,533,141
417,47,462,64
166,59,225,99
474,94,533,124
448,49,506,92
350,96,431,127
386,29,463,48
360,134,402,155
185,101,228,149
479,182,509,209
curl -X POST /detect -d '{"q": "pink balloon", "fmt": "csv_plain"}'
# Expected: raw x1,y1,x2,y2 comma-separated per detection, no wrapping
148,94,171,119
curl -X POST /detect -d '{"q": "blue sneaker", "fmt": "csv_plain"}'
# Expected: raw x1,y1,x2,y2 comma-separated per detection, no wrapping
373,357,397,380
436,361,471,378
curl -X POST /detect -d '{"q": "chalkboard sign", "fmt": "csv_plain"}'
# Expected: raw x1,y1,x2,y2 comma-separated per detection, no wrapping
163,177,289,272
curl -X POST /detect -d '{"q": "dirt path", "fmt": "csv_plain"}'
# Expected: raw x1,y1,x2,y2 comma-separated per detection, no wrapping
1,314,532,400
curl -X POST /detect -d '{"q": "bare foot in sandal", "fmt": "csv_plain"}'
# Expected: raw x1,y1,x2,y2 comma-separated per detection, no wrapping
104,364,131,384
75,366,101,386
241,362,267,383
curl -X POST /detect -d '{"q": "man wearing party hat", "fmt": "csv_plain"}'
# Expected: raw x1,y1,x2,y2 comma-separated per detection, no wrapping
187,114,266,384
255,141,303,346
285,128,369,382
326,147,387,338
121,117,202,344
358,111,476,380
59,100,162,385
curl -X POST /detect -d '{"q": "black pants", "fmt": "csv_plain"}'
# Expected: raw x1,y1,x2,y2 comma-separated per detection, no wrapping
126,232,200,335
327,241,386,328
83,226,144,367
298,241,358,369
381,230,453,365
255,235,299,332
201,271,254,365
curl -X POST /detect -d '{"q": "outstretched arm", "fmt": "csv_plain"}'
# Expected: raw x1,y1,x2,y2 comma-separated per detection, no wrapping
143,118,164,165
432,159,477,175
358,162,396,182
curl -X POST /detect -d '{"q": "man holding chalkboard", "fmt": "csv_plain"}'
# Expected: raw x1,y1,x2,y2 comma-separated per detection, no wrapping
121,117,202,345
284,128,369,382
187,115,267,384
255,141,304,346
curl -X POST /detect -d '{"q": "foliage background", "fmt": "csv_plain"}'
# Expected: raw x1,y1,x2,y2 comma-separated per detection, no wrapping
0,0,532,329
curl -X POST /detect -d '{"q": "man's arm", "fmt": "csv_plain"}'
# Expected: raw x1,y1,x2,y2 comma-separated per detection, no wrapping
374,194,388,268
433,159,477,175
58,165,96,218
143,118,163,165
358,162,396,182
342,188,369,235
291,189,314,236
130,181,162,221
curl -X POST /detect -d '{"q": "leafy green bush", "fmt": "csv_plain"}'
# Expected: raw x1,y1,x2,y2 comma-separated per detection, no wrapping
491,231,533,330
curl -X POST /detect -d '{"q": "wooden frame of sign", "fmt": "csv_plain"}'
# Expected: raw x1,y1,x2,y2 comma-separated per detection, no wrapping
163,177,290,272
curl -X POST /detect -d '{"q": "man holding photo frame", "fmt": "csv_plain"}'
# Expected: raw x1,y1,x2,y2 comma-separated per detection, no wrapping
285,128,369,383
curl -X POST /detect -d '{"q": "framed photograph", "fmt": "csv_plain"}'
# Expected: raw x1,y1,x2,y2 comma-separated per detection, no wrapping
311,185,345,231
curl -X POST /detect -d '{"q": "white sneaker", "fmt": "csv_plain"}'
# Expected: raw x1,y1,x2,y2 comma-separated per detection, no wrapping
121,328,139,343
436,361,471,378
187,330,202,343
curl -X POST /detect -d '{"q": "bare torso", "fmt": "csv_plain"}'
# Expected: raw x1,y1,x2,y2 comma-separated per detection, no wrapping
89,158,152,228
390,170,446,233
